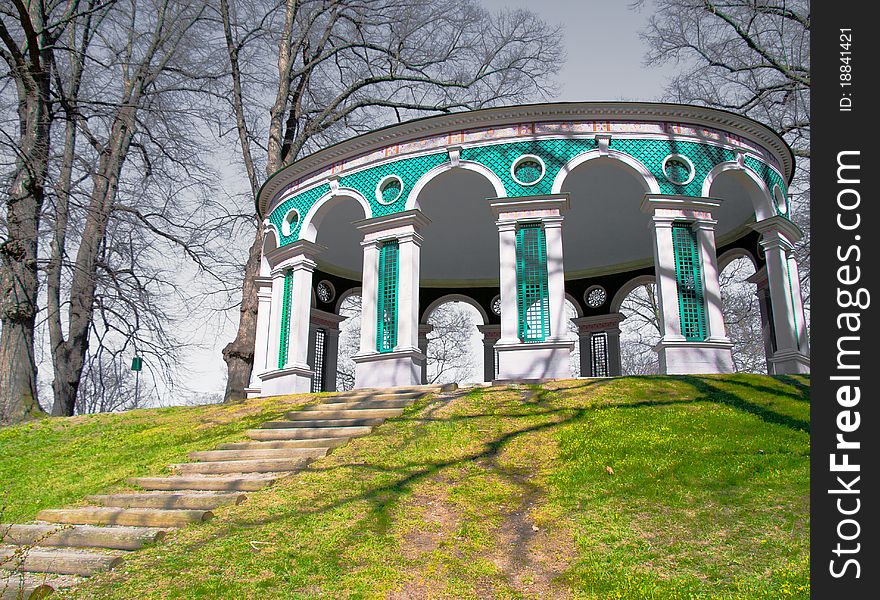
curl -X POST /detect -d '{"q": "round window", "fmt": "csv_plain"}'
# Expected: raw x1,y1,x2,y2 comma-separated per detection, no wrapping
662,154,695,185
316,280,335,304
511,155,545,186
376,175,403,205
585,286,607,309
281,208,300,237
491,295,502,316
773,184,788,214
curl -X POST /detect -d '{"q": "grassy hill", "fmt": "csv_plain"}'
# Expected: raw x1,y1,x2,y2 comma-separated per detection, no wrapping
1,375,810,599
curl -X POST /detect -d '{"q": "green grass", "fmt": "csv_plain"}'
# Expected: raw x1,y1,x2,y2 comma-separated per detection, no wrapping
0,393,316,523
3,375,810,598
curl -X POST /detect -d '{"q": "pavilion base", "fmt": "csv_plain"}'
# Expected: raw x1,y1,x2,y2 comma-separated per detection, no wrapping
244,386,262,399
353,348,425,389
655,338,735,374
494,339,574,382
258,363,314,396
769,349,810,374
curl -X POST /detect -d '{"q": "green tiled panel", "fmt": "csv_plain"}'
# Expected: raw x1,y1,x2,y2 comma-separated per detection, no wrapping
515,223,550,342
671,223,707,341
376,240,399,352
278,271,293,368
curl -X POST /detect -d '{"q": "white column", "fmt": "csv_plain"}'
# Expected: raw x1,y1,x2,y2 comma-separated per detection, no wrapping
747,267,777,372
497,221,519,345
787,254,810,353
544,217,568,340
258,240,325,396
359,240,380,355
397,231,423,353
489,195,574,381
265,269,287,375
247,277,274,395
650,219,683,340
751,216,809,373
641,195,733,374
352,210,430,389
694,220,728,341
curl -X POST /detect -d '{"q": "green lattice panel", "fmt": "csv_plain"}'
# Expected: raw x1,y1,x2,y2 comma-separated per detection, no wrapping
461,138,597,197
376,240,399,352
515,223,550,342
277,270,293,368
744,155,789,217
671,222,707,341
340,152,449,217
269,183,331,244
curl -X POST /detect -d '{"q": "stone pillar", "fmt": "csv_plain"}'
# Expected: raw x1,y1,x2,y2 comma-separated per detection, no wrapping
418,324,434,384
309,309,347,392
747,266,777,373
641,195,734,374
750,216,810,373
489,195,574,381
246,276,274,397
571,313,626,377
477,324,501,382
352,210,431,388
259,240,326,396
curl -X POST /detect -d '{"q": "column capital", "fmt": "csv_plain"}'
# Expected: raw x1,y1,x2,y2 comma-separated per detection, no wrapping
571,313,626,334
418,323,434,338
489,193,570,222
265,239,326,271
354,209,431,242
746,265,769,290
641,195,722,221
309,308,347,331
749,215,803,245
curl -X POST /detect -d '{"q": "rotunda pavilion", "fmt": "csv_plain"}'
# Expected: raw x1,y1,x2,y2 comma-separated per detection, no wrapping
246,102,809,396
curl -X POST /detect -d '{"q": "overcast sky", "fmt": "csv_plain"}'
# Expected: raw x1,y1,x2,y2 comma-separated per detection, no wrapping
164,0,680,404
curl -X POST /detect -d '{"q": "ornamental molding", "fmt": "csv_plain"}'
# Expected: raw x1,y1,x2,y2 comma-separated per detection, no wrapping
258,102,794,215
571,313,626,333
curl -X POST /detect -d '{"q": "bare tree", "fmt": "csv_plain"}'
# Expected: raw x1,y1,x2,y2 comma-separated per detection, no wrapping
634,0,810,309
719,257,766,373
425,303,477,385
0,0,75,422
619,284,662,376
335,293,360,391
216,0,564,401
44,0,230,416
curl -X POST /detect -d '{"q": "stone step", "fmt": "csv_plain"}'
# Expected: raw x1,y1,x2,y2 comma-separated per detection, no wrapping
0,546,124,577
86,492,246,511
0,572,58,599
262,418,386,428
130,475,278,492
246,426,372,441
216,438,349,451
189,448,328,462
322,392,423,403
170,458,310,475
305,399,414,410
286,408,404,420
1,524,164,551
36,507,212,529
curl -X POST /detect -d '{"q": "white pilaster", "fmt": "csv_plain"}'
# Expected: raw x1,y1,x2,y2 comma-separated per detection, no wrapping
258,240,325,396
352,210,431,389
641,195,733,374
489,195,575,381
750,216,810,373
246,276,274,397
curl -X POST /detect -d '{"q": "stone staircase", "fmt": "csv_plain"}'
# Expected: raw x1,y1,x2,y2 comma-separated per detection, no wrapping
0,384,453,599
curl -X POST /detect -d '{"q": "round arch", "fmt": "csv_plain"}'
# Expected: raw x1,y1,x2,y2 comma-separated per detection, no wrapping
260,225,280,276
300,188,371,243
552,149,661,195
335,286,362,316
703,161,776,221
718,247,758,272
407,160,506,210
420,293,489,326
565,293,584,318
610,274,656,313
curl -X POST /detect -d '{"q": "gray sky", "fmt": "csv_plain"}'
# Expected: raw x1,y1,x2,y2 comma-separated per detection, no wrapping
167,0,679,404
481,0,676,102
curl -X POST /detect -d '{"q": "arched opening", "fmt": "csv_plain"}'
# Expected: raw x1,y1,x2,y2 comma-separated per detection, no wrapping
616,278,661,375
708,167,775,238
719,254,766,373
335,290,361,391
310,193,369,280
423,298,485,385
558,155,654,276
413,167,500,286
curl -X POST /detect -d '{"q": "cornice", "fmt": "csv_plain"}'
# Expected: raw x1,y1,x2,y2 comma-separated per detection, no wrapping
257,101,795,216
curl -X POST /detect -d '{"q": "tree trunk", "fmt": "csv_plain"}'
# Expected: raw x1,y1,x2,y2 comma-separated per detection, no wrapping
0,77,51,424
222,224,264,402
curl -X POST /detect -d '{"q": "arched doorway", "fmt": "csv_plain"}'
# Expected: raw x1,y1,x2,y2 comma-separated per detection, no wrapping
421,295,487,385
